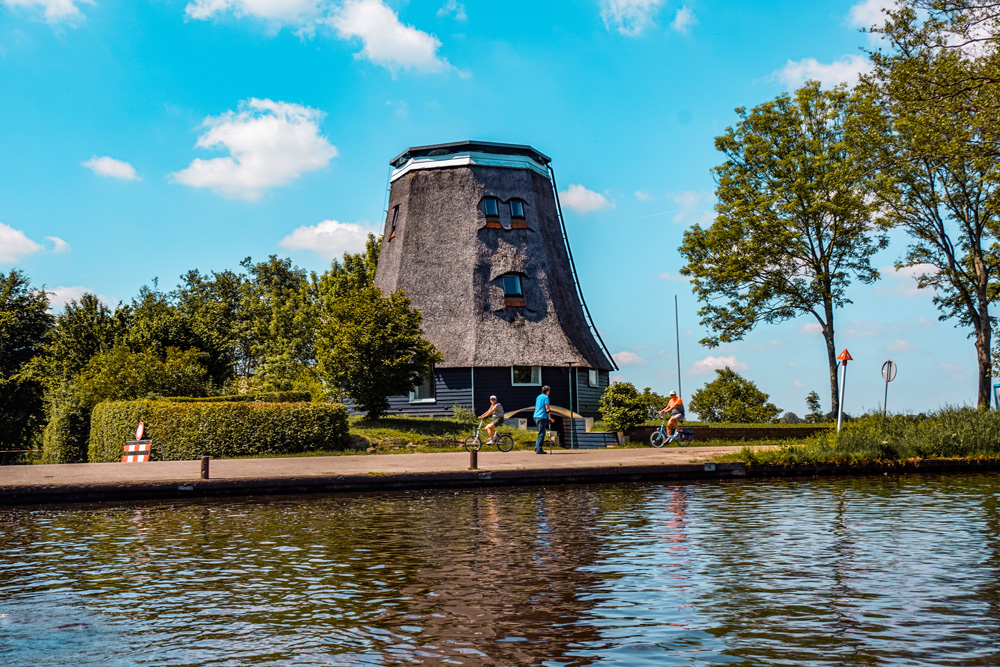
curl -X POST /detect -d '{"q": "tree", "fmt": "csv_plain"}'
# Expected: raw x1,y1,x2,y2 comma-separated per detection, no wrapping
0,270,52,448
315,287,441,419
679,81,888,416
857,1,1000,408
598,382,647,432
638,386,669,420
805,390,825,423
689,367,780,423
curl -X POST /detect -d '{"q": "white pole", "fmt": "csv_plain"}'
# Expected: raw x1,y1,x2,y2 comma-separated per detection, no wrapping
837,361,847,433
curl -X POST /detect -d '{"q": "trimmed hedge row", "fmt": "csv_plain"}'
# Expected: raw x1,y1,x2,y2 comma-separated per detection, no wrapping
160,391,312,403
89,399,350,462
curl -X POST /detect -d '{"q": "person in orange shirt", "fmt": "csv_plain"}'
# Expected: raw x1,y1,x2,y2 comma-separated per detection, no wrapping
658,390,685,437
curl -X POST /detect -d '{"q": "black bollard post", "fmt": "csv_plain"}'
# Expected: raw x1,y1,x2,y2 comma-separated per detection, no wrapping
469,449,477,470
201,455,210,480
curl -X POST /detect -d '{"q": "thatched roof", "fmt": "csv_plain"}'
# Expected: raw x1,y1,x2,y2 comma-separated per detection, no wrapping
374,142,614,371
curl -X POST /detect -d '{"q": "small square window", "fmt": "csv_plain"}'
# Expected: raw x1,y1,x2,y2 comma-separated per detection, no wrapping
512,366,542,385
588,369,599,387
409,367,436,403
502,275,522,297
510,200,524,218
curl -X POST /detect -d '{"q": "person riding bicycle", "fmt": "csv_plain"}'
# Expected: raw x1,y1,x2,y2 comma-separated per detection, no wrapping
658,390,685,437
479,395,505,444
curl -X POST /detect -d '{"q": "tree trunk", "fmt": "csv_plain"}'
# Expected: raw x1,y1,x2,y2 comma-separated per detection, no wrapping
822,300,839,418
976,292,992,410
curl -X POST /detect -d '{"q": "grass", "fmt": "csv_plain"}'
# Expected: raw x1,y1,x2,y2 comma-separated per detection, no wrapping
721,408,1000,465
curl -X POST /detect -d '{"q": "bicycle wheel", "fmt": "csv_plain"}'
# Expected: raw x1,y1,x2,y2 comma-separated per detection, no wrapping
464,435,482,451
650,431,665,448
496,434,514,452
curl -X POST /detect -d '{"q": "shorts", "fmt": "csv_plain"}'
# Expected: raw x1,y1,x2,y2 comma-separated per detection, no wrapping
491,415,505,427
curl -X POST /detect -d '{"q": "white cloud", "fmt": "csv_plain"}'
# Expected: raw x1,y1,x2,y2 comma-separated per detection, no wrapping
799,321,824,335
170,98,337,201
2,0,92,24
690,355,748,375
844,319,882,338
658,271,689,282
847,0,896,30
82,155,141,181
559,184,614,214
774,54,872,88
613,351,646,366
634,190,654,202
667,191,713,226
788,361,799,367
330,0,450,73
279,219,379,260
670,5,696,33
600,0,665,36
939,363,963,373
874,263,938,297
792,379,804,388
46,285,109,311
885,339,914,351
0,222,43,263
437,0,465,21
46,236,70,253
184,0,321,25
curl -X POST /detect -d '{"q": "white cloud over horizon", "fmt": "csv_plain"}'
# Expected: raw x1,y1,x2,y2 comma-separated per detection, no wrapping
848,0,896,31
2,0,92,24
0,222,43,263
330,0,451,73
671,5,696,32
658,271,689,282
46,236,70,253
689,354,748,375
82,155,141,181
279,218,379,260
437,0,465,21
600,0,664,36
874,263,938,297
559,184,614,214
46,285,111,311
185,0,321,24
885,339,915,352
613,350,647,366
774,54,872,88
170,98,337,201
668,190,713,226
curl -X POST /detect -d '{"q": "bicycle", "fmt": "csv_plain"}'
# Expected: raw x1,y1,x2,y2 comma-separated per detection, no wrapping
649,418,694,448
464,419,514,452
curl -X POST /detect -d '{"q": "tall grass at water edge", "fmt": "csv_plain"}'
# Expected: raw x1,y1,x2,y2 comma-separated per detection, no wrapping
732,408,1000,465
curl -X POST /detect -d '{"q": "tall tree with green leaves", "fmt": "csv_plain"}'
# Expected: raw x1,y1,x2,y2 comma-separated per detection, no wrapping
0,270,52,448
679,81,887,416
315,287,441,419
857,0,1000,408
689,367,781,423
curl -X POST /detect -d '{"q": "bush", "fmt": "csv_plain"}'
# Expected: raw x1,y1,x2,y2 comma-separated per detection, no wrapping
163,391,312,403
41,380,92,464
451,405,477,426
598,381,647,433
689,367,780,423
89,399,350,462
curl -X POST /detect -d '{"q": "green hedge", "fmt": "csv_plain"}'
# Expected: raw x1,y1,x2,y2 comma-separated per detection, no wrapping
89,399,350,462
161,391,312,403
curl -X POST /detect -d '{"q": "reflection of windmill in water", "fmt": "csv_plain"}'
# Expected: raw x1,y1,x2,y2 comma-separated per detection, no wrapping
373,141,617,436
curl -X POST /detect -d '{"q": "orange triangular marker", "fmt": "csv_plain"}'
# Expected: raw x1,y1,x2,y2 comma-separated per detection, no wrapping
837,349,853,362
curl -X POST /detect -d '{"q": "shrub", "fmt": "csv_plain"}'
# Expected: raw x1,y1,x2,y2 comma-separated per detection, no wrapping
163,391,312,403
598,381,647,433
451,405,477,426
689,367,780,423
89,399,350,462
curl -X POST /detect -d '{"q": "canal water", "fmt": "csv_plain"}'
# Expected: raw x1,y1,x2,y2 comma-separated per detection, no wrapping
2,474,999,666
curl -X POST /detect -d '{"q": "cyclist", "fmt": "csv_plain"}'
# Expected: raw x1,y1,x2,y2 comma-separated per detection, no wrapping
479,395,505,444
658,390,685,438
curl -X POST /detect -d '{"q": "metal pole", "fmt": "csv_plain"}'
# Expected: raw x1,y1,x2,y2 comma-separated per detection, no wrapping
675,295,682,398
200,456,210,480
883,380,889,417
568,363,575,450
837,362,847,433
469,449,477,470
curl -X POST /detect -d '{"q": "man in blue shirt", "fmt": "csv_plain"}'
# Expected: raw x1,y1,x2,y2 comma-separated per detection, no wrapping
534,385,551,454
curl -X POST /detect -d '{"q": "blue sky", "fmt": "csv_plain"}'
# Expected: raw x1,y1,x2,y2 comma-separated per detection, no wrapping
1,0,975,417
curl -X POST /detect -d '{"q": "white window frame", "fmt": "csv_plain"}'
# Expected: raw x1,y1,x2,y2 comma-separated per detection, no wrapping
588,369,599,387
409,367,436,404
511,366,542,386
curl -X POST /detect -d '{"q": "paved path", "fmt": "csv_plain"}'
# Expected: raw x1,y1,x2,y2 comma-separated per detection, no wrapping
0,446,750,505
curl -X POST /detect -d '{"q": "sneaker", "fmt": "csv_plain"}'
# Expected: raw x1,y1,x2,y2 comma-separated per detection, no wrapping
535,450,548,454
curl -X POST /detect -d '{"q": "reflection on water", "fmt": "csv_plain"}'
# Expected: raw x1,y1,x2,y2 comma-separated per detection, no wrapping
1,474,999,666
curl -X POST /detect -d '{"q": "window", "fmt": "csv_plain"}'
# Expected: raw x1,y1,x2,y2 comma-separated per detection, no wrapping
512,366,542,385
502,274,524,307
483,197,501,228
409,367,436,403
510,199,527,229
588,369,599,387
388,205,399,240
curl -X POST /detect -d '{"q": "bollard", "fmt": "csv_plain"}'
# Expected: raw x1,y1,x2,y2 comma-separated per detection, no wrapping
469,449,477,470
200,455,210,480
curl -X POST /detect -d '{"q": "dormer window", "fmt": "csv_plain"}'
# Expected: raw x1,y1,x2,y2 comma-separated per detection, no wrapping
502,274,525,307
510,199,527,229
388,205,399,240
483,197,502,228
